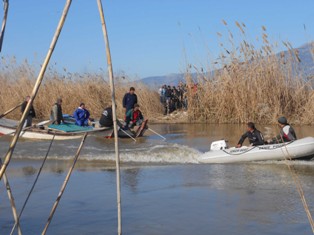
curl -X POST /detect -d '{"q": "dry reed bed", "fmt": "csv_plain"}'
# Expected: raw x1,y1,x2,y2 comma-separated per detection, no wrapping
184,22,314,124
0,59,163,121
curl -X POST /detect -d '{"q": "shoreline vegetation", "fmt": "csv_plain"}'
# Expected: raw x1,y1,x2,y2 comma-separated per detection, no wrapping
1,23,314,125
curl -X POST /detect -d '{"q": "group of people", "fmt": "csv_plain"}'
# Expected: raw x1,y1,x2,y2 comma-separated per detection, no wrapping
159,83,187,115
99,87,144,130
20,91,297,146
237,117,297,147
21,86,144,130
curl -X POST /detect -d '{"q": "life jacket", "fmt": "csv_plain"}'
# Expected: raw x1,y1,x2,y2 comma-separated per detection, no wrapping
133,110,140,122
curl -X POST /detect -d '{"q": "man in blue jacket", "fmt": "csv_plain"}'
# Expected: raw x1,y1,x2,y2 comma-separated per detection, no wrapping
73,103,90,126
122,87,137,114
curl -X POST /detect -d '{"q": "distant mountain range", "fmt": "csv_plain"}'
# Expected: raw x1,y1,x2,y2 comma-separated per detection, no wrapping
139,42,314,87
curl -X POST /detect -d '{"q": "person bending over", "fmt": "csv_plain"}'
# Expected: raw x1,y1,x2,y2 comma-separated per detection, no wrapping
237,122,264,148
124,104,143,129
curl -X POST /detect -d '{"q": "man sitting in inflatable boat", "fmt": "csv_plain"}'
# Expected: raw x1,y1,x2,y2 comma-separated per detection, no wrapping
267,117,297,144
237,122,264,148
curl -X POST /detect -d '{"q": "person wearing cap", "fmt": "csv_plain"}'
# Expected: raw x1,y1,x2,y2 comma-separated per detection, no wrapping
124,103,144,129
50,98,65,125
122,87,138,114
73,103,90,126
236,122,264,148
268,117,297,144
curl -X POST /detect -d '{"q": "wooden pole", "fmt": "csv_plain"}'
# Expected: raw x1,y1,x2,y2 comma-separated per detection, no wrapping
0,0,9,52
148,127,167,140
0,102,23,119
96,1,122,234
2,169,22,235
41,133,88,235
10,134,55,235
0,0,72,181
119,128,137,142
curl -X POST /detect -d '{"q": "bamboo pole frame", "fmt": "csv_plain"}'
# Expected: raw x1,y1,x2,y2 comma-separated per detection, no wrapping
1,165,22,235
96,1,122,234
10,134,56,235
0,0,9,52
41,133,88,235
0,0,72,181
0,102,22,119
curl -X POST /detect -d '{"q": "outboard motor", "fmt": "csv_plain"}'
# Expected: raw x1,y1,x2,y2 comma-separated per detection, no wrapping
210,140,228,151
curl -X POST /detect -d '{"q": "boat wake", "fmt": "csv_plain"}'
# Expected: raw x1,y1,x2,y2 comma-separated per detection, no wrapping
11,143,201,164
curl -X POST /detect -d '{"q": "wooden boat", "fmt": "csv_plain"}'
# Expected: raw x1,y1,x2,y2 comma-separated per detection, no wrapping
118,119,148,138
0,118,112,140
199,137,314,163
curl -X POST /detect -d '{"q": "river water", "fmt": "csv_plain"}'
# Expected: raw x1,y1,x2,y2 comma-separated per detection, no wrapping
0,124,313,234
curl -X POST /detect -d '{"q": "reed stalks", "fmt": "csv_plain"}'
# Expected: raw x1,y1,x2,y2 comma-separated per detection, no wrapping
185,22,314,124
0,59,163,122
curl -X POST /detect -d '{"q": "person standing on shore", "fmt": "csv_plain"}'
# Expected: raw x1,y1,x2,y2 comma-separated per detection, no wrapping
122,87,137,115
50,98,65,125
236,122,264,147
21,95,36,127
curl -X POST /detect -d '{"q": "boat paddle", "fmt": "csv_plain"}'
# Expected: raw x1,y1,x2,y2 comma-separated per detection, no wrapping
148,127,166,141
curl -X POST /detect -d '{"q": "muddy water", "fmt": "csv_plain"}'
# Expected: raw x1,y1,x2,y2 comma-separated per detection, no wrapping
0,124,313,234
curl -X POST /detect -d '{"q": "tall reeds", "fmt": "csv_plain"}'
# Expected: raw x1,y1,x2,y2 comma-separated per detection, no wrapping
185,21,314,124
0,58,163,121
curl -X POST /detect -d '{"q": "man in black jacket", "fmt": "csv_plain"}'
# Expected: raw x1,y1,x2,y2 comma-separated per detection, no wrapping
21,96,36,127
237,122,264,147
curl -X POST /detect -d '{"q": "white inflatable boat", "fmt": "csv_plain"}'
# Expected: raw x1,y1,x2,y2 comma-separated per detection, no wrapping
199,137,314,163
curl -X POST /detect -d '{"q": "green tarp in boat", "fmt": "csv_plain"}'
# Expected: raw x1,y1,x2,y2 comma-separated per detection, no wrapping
48,123,93,133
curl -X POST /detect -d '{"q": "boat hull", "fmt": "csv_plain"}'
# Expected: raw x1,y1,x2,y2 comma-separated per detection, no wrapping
199,137,314,163
0,119,112,140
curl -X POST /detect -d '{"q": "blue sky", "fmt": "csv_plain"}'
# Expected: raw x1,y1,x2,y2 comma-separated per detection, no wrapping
2,0,314,78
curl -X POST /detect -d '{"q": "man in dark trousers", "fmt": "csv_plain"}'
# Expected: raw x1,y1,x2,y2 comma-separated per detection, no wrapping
122,87,137,114
50,98,65,125
21,95,36,127
237,122,264,147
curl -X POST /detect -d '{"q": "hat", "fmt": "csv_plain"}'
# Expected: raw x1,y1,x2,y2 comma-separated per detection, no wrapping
278,116,288,125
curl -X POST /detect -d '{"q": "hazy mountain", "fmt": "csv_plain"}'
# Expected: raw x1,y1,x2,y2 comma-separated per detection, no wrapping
139,42,314,87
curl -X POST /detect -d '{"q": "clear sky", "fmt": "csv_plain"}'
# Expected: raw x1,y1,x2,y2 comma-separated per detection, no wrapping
2,0,314,78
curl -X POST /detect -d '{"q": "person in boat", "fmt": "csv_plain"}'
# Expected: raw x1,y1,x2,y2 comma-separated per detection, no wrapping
99,105,124,129
21,95,36,127
267,117,297,144
124,104,144,129
50,98,65,125
99,106,114,128
73,103,90,126
122,87,138,115
236,122,264,147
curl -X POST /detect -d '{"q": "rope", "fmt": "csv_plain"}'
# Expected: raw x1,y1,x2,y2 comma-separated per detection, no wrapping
41,133,88,235
1,165,23,235
10,134,55,235
278,133,314,233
